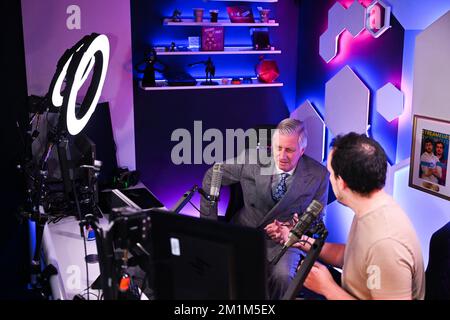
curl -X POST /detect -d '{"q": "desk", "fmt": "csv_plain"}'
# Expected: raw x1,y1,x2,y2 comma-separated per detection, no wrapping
42,215,148,300
42,216,106,300
41,183,161,299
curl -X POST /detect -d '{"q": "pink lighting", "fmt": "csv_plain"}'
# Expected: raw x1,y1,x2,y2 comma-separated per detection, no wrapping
328,29,373,66
338,0,372,9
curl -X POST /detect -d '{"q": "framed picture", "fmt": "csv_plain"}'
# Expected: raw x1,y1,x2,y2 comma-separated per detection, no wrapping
201,27,224,51
409,115,450,201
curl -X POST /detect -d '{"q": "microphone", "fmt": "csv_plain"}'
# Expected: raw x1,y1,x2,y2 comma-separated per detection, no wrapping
272,200,324,265
209,163,223,206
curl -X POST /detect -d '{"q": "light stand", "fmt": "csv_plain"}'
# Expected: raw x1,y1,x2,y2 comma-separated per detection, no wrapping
24,33,109,299
26,122,59,291
282,223,328,300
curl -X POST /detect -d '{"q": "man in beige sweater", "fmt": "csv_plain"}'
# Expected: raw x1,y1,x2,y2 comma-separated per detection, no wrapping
266,132,425,300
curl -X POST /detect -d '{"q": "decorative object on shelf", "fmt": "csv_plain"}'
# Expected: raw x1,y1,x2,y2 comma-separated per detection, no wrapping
194,8,205,22
255,56,279,83
141,81,283,91
210,10,219,22
171,9,182,22
257,7,271,23
242,77,253,84
189,57,219,86
148,1,282,91
202,27,225,51
163,70,197,87
251,28,271,50
227,5,255,23
188,36,201,50
134,48,166,87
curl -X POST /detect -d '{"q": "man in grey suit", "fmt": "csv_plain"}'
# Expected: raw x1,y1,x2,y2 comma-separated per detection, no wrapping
200,118,329,299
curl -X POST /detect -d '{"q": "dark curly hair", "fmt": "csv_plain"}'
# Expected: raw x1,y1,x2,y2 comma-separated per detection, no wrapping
330,132,387,196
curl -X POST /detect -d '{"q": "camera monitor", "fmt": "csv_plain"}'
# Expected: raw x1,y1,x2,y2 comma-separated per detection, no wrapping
149,210,267,300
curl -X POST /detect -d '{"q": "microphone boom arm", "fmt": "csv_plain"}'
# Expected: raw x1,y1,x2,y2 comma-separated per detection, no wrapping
171,184,213,214
282,222,328,300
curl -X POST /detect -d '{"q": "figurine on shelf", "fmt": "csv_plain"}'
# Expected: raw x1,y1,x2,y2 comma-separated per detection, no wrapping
189,57,218,86
134,48,166,87
257,7,271,23
169,42,176,52
171,9,182,22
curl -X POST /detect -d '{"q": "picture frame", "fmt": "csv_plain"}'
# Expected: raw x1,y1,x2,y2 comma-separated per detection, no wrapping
201,27,224,51
409,115,450,201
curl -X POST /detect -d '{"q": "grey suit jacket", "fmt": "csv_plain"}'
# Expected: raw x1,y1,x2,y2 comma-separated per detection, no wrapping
200,154,329,261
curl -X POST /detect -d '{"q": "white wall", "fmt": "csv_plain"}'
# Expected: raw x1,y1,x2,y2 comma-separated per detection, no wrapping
21,0,136,169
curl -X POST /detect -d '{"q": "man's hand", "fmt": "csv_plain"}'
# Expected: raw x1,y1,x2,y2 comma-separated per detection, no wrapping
303,262,336,296
265,213,299,243
264,214,315,251
425,168,434,177
432,167,441,178
264,213,315,252
264,218,291,244
303,262,356,300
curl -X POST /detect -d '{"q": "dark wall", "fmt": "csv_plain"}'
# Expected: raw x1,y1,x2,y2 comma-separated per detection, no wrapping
0,0,31,299
130,1,300,213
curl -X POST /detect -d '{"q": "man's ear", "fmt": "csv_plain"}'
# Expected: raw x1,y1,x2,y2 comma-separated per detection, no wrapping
336,175,347,191
299,147,306,157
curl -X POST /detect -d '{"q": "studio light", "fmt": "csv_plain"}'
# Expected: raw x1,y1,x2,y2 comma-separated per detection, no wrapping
50,33,110,135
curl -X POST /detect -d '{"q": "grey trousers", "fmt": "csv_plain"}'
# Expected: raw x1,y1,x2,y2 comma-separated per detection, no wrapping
267,247,302,300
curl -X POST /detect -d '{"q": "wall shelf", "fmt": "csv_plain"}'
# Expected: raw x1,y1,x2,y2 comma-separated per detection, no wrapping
154,2,281,92
156,48,281,56
163,18,279,27
140,80,283,91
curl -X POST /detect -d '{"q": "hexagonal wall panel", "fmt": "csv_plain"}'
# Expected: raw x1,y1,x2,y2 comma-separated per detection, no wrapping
291,100,326,163
413,10,450,120
376,82,404,122
319,1,366,63
365,0,392,38
325,65,370,136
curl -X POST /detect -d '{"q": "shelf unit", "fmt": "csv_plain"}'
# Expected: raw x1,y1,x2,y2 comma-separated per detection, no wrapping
156,48,281,56
144,1,281,91
140,80,283,91
163,18,278,27
208,0,278,2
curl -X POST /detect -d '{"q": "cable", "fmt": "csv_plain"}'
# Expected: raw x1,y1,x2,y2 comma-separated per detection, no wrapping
298,239,314,247
79,291,98,300
72,180,91,301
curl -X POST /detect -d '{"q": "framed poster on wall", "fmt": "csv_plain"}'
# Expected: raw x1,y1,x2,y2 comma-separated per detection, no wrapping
409,115,450,201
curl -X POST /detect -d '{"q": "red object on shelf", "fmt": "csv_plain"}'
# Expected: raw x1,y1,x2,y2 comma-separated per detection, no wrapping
255,57,279,83
226,6,255,23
